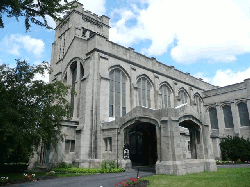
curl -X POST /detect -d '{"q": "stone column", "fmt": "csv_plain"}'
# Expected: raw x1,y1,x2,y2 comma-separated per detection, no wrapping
231,100,240,135
154,73,159,109
130,65,136,109
156,117,186,175
216,104,225,135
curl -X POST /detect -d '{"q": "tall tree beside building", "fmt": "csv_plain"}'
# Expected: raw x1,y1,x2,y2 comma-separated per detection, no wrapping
0,60,71,165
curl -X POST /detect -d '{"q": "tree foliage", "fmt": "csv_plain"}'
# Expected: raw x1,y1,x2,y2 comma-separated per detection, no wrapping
220,135,250,162
0,0,77,31
0,59,71,165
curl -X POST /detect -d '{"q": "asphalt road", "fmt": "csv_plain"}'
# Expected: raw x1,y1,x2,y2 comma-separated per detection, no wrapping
9,164,250,187
9,167,155,187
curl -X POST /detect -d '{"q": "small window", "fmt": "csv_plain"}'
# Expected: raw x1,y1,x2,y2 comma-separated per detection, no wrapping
188,141,190,151
104,137,112,152
65,140,75,152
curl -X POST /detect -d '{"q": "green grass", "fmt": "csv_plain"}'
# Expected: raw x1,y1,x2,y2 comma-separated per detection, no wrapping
55,173,92,177
0,172,46,181
144,168,250,187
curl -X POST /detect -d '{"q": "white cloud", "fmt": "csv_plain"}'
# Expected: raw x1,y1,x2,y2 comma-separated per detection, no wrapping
79,0,106,15
34,70,49,83
2,34,45,57
194,67,250,87
110,0,250,64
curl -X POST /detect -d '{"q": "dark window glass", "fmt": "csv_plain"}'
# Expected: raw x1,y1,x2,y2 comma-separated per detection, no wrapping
70,140,75,152
223,105,234,128
238,102,250,126
209,107,218,129
109,138,112,151
65,140,70,152
109,105,113,117
122,107,126,117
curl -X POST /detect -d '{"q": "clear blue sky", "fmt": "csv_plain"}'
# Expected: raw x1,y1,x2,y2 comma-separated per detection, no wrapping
1,0,250,86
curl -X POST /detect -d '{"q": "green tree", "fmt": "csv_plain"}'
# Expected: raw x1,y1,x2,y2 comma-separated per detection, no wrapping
0,0,77,31
220,135,250,162
0,59,71,165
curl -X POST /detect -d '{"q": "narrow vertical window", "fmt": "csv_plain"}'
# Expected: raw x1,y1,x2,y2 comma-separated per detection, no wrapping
138,79,141,106
142,78,146,106
147,81,151,108
238,102,250,126
209,107,218,129
122,73,126,116
223,105,234,128
115,70,120,117
109,71,114,117
109,138,112,152
71,62,77,117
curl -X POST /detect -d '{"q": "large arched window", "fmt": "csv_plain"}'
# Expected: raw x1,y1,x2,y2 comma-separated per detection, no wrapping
222,105,234,128
209,107,218,129
137,77,151,108
194,94,202,113
159,84,172,108
238,102,250,126
109,69,126,117
179,89,188,104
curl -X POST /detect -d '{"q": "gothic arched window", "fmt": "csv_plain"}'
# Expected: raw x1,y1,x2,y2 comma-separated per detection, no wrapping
137,77,151,108
209,107,218,129
159,84,172,108
238,102,250,126
222,105,234,128
194,94,202,113
179,89,188,104
109,69,126,117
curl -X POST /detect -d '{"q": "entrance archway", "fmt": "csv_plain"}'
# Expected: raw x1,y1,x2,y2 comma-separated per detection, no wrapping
124,122,157,166
179,120,200,159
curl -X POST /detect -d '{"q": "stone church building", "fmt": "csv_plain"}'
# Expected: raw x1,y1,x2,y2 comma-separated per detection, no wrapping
30,3,250,175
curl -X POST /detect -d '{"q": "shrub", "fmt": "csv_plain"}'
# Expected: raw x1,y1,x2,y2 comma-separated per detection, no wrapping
236,159,241,164
220,136,250,162
57,161,72,169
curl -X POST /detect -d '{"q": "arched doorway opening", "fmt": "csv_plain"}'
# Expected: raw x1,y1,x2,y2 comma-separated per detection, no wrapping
179,120,200,159
124,122,157,166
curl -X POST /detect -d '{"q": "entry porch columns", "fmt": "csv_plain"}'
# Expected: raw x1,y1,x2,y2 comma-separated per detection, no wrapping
156,117,187,175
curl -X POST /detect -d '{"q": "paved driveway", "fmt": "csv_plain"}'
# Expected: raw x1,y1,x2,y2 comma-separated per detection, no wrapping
10,167,155,187
9,164,250,187
217,164,250,168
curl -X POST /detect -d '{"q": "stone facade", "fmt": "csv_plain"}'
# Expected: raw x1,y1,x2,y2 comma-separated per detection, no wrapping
29,2,250,175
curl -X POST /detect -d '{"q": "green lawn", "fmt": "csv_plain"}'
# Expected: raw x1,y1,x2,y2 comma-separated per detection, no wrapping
144,168,250,187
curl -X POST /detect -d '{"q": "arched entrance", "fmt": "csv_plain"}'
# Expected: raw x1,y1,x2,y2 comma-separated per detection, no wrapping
124,122,157,166
179,120,201,159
